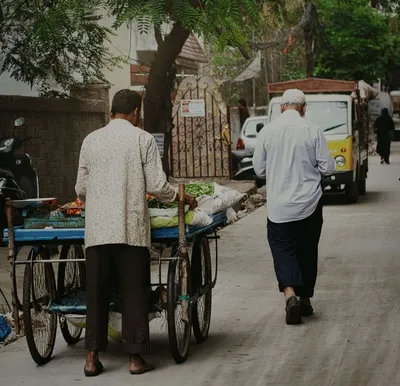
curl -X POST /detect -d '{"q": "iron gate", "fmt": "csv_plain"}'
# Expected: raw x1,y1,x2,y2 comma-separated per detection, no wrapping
171,76,232,179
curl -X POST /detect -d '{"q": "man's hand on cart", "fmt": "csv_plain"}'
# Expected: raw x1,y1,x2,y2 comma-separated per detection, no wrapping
184,194,198,210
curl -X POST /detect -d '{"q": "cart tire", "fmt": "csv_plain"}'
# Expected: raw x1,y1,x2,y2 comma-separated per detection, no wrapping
57,245,86,345
23,247,57,365
191,237,212,344
167,256,192,364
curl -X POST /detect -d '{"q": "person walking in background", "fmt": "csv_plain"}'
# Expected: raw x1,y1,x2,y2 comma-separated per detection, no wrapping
253,89,335,325
375,108,395,164
238,98,250,128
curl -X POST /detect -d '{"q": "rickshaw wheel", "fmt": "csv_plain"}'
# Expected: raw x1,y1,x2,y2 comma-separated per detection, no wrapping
167,256,192,364
23,247,57,365
57,245,86,345
191,237,212,344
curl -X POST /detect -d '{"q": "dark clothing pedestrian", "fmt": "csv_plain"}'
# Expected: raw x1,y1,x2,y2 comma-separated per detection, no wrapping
238,98,250,128
85,244,151,354
375,108,395,164
267,200,323,298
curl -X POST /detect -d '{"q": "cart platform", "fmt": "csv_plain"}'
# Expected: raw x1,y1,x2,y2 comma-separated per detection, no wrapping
3,212,226,245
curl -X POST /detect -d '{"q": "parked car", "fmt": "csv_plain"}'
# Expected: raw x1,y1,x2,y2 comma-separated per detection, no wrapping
236,116,268,150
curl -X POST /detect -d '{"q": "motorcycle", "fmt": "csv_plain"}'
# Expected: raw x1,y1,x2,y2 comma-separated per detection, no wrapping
232,148,266,188
0,117,39,233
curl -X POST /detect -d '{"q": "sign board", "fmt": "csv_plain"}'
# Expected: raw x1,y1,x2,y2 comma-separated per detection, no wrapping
181,99,206,117
152,133,164,157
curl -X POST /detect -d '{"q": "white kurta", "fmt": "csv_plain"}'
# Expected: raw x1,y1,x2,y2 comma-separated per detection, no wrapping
75,119,177,249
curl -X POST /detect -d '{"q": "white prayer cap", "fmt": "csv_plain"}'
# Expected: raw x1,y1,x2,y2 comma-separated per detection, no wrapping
281,89,306,105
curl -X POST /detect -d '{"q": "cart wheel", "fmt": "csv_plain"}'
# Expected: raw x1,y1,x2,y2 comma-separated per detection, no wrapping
23,247,57,365
57,245,86,345
191,237,212,343
167,256,192,364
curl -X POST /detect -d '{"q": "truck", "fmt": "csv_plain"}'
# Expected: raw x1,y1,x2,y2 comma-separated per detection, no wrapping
267,78,378,203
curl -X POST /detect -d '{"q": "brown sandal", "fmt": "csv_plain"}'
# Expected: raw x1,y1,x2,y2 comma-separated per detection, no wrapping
84,361,104,377
130,360,155,375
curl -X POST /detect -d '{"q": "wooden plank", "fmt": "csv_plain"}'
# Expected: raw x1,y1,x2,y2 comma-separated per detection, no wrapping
268,78,355,94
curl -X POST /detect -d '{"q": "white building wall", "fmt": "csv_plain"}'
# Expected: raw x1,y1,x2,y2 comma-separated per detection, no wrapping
0,13,140,103
99,16,140,102
0,72,41,96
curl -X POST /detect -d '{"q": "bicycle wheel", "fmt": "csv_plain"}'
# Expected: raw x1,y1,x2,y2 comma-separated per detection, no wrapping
57,245,86,345
167,255,192,364
191,237,212,343
23,247,57,365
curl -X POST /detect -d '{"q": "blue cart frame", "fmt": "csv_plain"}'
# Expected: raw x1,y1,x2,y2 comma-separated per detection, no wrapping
4,185,225,365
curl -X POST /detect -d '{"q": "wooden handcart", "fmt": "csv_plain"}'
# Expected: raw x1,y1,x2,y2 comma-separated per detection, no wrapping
3,184,225,365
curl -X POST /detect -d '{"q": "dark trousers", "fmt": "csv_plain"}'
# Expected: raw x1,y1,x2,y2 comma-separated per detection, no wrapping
85,244,151,354
267,201,323,298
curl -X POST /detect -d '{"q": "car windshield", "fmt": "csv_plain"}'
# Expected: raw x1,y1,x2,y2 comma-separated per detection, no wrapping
270,101,349,135
243,119,267,138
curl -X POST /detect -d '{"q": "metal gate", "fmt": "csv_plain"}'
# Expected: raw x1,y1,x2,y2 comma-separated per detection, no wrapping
171,76,232,179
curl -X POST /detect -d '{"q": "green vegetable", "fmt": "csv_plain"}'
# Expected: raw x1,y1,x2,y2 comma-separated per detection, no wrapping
147,183,214,209
147,198,178,209
185,183,214,197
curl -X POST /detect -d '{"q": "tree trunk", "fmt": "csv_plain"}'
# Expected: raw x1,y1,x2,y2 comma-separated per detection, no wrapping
304,2,317,78
144,23,191,177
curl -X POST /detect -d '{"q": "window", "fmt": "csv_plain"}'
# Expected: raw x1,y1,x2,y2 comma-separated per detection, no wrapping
270,101,349,135
243,118,268,138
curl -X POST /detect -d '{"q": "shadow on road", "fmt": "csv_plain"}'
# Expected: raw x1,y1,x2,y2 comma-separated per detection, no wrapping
322,190,386,206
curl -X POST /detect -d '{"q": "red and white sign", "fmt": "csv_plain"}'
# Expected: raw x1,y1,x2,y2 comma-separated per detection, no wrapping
181,99,205,117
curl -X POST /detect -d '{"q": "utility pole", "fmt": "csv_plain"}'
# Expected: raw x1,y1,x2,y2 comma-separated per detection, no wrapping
252,31,256,110
262,37,270,105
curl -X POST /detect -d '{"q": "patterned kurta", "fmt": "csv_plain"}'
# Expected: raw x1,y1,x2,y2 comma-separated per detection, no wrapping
75,119,177,249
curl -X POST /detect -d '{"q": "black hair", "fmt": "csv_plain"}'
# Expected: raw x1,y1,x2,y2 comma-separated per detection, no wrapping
238,98,247,107
381,108,389,115
111,89,142,115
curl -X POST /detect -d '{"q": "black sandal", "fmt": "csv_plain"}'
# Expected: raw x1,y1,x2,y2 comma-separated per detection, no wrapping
285,296,302,325
84,361,104,377
130,360,155,375
300,303,314,317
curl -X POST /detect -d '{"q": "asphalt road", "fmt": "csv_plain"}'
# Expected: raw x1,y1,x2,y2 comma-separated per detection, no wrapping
1,144,400,386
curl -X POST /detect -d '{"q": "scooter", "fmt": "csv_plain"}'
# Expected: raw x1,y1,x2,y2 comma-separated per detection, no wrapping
0,117,39,233
232,148,266,188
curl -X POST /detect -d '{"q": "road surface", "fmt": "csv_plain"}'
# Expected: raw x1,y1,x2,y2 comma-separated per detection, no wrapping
1,145,400,385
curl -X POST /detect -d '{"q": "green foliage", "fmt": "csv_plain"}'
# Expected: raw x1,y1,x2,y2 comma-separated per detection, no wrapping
314,0,398,83
1,0,120,93
0,0,265,92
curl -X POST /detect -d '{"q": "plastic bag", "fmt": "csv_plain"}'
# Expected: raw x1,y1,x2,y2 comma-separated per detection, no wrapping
226,208,238,223
65,312,158,343
197,183,245,215
150,209,212,229
148,206,189,218
108,312,122,342
0,314,11,342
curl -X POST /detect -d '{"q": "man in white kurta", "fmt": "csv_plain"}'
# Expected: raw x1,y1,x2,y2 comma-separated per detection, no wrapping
253,89,335,325
76,89,195,377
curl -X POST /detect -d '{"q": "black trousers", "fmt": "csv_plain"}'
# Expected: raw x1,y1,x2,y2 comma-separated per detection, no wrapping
267,201,323,298
85,244,151,354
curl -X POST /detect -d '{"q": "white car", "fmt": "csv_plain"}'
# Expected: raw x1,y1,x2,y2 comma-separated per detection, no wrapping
236,116,268,150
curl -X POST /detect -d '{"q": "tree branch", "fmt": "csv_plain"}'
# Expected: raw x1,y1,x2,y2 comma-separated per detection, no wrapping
215,27,250,60
251,3,315,49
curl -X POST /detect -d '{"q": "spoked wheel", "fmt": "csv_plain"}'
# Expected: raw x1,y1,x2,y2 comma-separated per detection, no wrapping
191,237,212,344
23,247,57,365
167,255,192,364
57,245,86,345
